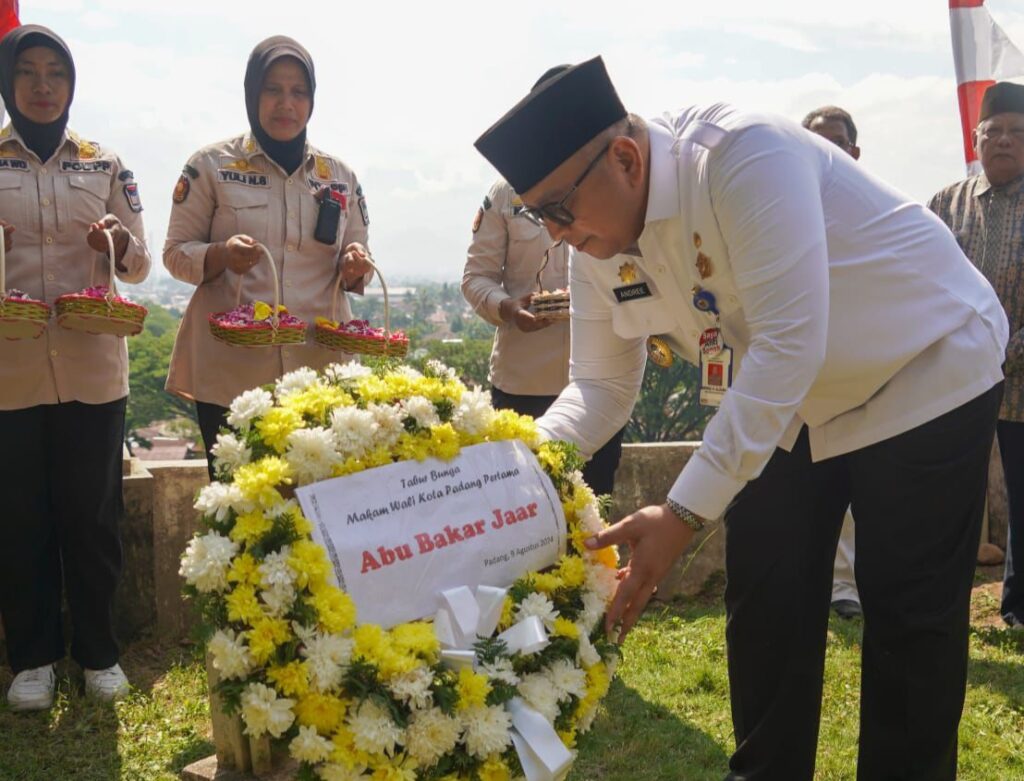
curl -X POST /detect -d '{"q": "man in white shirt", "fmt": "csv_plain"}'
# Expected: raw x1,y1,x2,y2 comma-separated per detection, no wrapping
475,57,1007,780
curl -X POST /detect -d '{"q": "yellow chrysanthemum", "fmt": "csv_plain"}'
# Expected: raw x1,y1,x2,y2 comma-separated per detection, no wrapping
352,623,388,661
229,509,273,546
288,539,331,590
553,617,579,640
556,555,586,588
310,583,357,633
370,764,418,781
330,724,372,769
478,757,511,781
268,659,310,698
227,553,262,587
255,406,304,453
594,545,619,571
225,583,263,625
389,622,440,661
456,667,491,711
233,457,293,509
530,572,562,594
292,510,313,536
497,597,516,632
395,432,432,462
245,616,290,665
557,728,578,749
536,443,565,476
483,409,540,448
294,692,347,734
282,383,353,421
426,423,460,460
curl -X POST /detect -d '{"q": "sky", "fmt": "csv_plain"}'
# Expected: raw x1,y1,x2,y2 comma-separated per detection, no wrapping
16,0,1024,283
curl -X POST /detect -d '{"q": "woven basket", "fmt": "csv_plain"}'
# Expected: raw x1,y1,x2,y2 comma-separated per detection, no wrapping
314,257,409,357
208,243,307,348
55,229,148,337
0,225,51,340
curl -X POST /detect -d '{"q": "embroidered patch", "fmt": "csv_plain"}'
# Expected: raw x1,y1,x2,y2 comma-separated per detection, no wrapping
183,164,200,179
118,169,134,182
173,174,190,204
613,282,653,303
483,195,492,210
358,196,369,226
217,170,270,187
314,155,331,180
472,207,484,233
308,179,349,195
123,182,143,213
0,158,28,171
61,160,112,173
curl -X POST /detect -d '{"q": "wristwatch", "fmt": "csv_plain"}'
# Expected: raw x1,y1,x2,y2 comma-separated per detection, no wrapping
666,497,705,532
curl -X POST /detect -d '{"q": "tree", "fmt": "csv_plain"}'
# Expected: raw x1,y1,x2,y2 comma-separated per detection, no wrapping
626,360,712,443
126,303,195,437
413,338,492,387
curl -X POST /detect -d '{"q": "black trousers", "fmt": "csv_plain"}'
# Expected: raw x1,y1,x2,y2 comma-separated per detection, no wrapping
723,384,1001,781
0,398,126,674
998,419,1024,625
196,400,231,482
490,386,625,497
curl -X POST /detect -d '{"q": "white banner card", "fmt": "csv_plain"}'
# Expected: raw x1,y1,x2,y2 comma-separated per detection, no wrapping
295,440,567,628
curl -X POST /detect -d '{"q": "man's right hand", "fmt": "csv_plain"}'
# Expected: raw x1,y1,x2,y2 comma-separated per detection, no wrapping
0,220,14,252
499,292,552,333
223,234,264,274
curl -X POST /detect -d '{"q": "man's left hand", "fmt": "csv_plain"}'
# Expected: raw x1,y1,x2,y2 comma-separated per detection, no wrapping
585,503,699,640
86,214,130,268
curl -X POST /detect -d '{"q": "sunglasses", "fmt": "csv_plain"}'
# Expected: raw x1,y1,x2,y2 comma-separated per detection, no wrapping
520,142,611,227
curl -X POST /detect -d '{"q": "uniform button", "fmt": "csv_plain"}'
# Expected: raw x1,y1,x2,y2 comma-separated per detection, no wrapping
286,178,293,186
40,167,47,175
46,273,55,281
50,349,58,357
45,236,54,244
285,280,293,288
41,197,50,206
287,211,295,219
658,265,667,273
286,244,295,251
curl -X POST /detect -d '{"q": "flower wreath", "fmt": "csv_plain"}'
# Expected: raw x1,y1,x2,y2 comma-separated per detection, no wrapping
181,360,621,781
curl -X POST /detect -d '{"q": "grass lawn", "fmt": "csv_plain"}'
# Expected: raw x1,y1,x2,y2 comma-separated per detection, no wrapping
1,567,1021,781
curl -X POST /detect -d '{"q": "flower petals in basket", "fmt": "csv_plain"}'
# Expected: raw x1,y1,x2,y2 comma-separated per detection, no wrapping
314,316,408,356
55,284,148,337
209,301,307,347
0,289,50,340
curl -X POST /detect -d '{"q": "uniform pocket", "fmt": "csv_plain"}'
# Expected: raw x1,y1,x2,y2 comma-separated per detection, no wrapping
219,186,271,244
60,172,111,234
611,296,676,339
0,172,26,231
508,215,544,243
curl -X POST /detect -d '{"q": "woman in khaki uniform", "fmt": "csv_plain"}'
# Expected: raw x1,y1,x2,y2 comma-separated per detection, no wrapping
0,26,151,710
164,36,372,478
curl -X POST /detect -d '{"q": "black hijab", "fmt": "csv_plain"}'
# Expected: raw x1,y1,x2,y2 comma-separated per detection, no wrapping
0,25,75,164
244,36,315,175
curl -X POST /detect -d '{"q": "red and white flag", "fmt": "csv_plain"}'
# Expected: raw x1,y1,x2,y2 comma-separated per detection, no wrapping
950,0,1024,174
0,0,20,126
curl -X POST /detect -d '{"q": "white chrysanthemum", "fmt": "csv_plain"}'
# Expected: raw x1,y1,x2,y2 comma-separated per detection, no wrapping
227,387,274,431
388,666,435,710
265,497,299,521
179,531,238,593
324,360,371,384
578,496,603,535
348,699,403,756
480,658,519,687
584,562,618,604
330,406,378,458
400,395,440,429
577,631,601,668
424,359,456,381
546,658,587,701
404,707,461,765
194,481,248,522
257,548,296,617
260,582,296,618
318,763,368,781
453,386,494,436
301,631,354,692
209,628,253,680
275,367,320,398
289,724,334,763
210,432,252,476
577,702,599,734
240,682,295,738
368,403,405,449
516,592,559,629
517,673,560,723
461,705,512,758
395,365,422,379
286,426,339,483
579,590,606,634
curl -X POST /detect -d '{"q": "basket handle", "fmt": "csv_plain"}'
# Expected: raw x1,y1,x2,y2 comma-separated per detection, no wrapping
330,254,388,337
233,242,282,328
85,228,120,305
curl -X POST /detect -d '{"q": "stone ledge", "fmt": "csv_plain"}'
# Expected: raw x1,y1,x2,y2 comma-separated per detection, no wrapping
181,755,298,781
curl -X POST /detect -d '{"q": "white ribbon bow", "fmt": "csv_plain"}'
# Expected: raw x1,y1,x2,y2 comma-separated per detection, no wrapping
434,585,574,781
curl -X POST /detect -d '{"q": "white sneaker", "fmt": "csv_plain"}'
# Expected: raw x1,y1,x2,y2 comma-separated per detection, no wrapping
84,663,129,702
7,664,56,711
